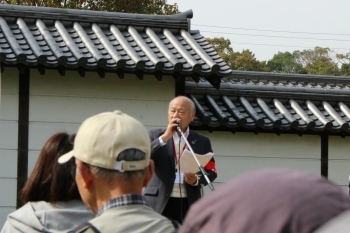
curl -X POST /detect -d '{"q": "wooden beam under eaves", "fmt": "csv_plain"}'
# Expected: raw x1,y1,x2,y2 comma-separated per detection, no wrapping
135,70,143,80
154,72,162,81
58,66,65,76
97,68,105,78
174,73,185,96
116,69,124,79
78,67,85,77
38,65,45,75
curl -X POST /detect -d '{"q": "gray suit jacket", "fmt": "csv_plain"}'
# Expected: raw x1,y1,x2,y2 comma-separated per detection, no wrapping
143,128,217,214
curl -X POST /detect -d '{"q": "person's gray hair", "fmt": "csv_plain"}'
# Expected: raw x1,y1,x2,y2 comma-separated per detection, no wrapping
170,96,196,113
89,149,148,182
189,98,196,112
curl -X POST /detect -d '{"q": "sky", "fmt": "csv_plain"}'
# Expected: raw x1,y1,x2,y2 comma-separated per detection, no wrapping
168,0,350,61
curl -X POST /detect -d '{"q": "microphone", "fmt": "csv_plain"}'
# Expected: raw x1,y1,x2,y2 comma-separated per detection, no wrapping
176,120,181,132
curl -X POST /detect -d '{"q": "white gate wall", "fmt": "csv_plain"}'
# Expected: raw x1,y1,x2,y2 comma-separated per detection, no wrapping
0,68,19,225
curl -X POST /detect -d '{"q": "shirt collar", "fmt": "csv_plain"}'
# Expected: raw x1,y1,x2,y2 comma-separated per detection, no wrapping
173,127,189,141
96,194,149,216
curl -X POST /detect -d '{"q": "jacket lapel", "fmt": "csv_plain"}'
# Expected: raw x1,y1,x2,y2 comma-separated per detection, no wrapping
186,130,197,152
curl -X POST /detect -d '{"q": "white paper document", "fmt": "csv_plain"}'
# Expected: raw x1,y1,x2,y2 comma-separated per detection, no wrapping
176,149,214,173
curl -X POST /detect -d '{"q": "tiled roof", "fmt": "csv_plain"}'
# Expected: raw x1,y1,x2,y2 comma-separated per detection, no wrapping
187,71,350,135
0,5,231,78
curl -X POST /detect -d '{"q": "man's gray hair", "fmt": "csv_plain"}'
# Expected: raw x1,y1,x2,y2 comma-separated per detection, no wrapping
89,149,148,182
189,99,195,112
170,96,196,112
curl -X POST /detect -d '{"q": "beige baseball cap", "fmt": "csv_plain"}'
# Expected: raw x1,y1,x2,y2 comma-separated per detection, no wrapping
58,110,150,172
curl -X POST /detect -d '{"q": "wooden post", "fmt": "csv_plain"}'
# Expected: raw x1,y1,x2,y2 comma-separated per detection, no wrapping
16,66,30,208
320,134,328,178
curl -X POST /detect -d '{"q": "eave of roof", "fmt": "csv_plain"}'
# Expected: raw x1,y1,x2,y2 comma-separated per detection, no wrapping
0,4,231,79
187,71,350,136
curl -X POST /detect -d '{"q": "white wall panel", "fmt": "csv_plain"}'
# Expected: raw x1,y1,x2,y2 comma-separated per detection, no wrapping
29,96,168,127
0,121,18,150
329,160,350,187
215,156,320,183
0,94,18,121
0,68,18,226
0,150,17,178
328,136,350,186
0,179,16,206
193,131,321,183
30,70,174,100
1,68,18,94
28,70,174,153
329,136,350,160
199,131,320,159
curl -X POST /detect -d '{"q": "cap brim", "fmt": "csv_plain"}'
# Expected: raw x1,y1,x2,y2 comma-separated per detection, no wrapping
58,150,74,164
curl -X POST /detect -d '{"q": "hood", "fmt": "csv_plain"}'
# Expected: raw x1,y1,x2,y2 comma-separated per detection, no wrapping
1,200,94,233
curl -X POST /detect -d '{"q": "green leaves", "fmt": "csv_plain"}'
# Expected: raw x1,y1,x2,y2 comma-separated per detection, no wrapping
0,0,180,15
207,36,350,76
207,37,270,72
267,47,344,75
267,51,306,74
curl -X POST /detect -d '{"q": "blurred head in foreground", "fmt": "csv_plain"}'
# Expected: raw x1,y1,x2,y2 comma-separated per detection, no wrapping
179,169,350,233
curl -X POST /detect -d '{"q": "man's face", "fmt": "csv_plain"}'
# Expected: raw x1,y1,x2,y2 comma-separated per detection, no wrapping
168,97,195,131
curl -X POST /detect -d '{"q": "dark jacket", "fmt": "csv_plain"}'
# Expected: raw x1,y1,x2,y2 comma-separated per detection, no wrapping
144,128,217,214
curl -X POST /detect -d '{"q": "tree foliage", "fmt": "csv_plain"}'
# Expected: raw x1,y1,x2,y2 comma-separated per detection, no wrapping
206,36,350,76
267,51,306,74
207,37,269,72
0,0,179,15
267,47,346,76
336,53,350,76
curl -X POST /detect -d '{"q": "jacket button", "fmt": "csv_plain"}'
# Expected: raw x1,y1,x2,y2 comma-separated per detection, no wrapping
165,194,169,197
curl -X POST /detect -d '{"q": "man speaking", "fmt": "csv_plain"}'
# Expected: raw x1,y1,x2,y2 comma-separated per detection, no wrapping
144,96,217,223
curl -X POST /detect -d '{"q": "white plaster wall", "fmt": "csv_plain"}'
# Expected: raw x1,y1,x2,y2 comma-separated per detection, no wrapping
328,136,350,190
0,68,18,226
28,69,175,173
201,131,321,194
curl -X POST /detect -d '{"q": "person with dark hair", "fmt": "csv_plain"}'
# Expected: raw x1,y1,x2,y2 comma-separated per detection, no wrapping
179,169,350,233
1,133,94,233
58,111,177,233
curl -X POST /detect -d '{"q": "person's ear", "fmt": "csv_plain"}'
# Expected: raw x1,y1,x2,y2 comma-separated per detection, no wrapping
143,160,154,187
191,111,196,121
76,160,93,189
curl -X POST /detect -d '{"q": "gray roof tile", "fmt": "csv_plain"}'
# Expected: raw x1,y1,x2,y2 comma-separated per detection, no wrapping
187,71,350,135
0,4,231,77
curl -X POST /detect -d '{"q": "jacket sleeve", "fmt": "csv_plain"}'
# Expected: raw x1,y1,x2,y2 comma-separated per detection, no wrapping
148,129,164,161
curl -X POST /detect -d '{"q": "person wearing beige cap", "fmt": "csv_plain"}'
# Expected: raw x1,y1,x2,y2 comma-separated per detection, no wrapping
58,110,178,233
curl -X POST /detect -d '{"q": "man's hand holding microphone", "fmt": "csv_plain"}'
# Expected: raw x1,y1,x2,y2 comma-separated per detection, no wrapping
160,118,181,143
